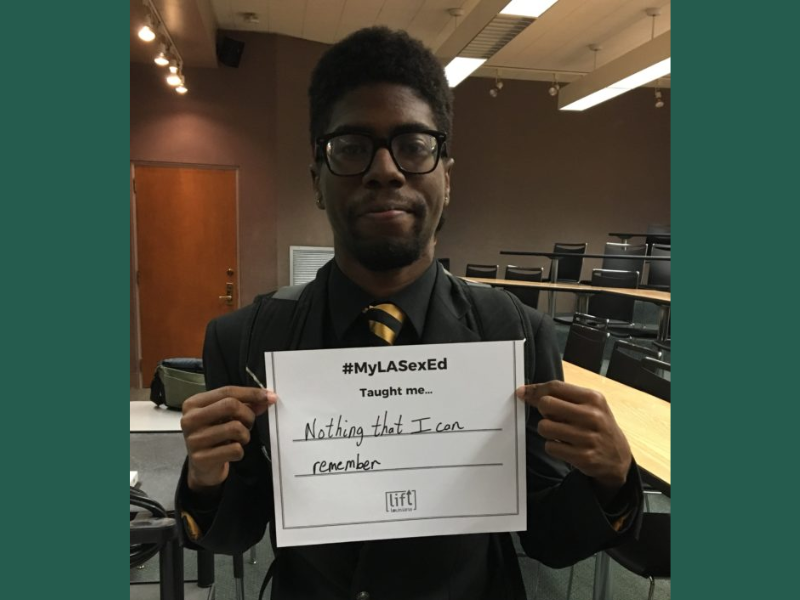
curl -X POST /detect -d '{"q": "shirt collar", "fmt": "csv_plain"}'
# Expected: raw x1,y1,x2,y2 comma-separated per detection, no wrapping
328,259,438,342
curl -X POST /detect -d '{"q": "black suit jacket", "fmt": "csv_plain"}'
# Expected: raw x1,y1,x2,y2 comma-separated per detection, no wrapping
176,262,642,599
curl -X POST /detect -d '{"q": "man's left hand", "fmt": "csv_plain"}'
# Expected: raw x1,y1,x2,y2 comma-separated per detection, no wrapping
516,381,632,495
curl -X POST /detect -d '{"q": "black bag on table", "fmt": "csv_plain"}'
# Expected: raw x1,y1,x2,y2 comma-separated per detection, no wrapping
149,358,205,411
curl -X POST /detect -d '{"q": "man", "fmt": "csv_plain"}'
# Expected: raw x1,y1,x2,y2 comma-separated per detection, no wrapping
177,27,641,600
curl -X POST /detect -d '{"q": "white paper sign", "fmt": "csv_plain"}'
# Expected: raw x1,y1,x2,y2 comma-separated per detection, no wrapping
265,340,526,547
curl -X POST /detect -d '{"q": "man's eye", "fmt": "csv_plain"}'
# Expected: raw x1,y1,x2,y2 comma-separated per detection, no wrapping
334,141,369,156
397,137,432,156
339,144,367,154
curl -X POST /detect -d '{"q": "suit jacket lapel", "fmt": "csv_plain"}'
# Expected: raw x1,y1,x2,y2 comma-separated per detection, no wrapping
421,268,481,344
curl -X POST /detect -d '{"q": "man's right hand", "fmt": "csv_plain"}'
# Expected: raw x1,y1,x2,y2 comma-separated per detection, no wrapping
180,386,277,492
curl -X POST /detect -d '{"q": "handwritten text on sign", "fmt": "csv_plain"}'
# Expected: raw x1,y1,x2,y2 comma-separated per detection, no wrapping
265,340,526,547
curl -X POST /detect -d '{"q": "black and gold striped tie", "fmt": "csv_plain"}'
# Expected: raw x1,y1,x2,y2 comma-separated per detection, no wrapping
363,303,405,346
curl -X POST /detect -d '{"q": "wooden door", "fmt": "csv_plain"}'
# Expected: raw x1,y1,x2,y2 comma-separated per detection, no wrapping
133,165,237,386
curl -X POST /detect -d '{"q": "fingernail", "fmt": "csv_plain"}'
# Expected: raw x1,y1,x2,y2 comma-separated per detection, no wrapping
515,386,526,399
265,391,278,403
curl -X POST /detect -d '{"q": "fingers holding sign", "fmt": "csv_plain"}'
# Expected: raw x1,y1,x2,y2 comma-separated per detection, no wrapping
181,386,277,491
516,381,632,493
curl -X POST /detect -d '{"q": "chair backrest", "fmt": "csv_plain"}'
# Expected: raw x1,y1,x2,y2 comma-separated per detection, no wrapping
504,265,543,309
602,242,648,284
646,244,670,289
465,263,498,278
606,339,662,386
646,223,671,248
588,269,639,324
637,357,671,402
548,242,587,282
438,257,451,271
563,323,609,373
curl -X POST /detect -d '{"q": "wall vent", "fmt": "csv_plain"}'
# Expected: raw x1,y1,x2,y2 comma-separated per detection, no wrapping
290,246,334,285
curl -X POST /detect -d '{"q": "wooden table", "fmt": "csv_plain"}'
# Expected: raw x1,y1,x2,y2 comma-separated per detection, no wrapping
499,251,670,319
463,277,671,341
499,250,670,282
563,362,670,491
564,361,670,600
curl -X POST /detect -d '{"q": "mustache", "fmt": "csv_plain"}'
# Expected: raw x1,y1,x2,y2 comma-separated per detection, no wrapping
349,193,426,218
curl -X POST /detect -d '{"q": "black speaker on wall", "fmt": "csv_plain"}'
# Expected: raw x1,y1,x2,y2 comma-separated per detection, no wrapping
217,36,245,68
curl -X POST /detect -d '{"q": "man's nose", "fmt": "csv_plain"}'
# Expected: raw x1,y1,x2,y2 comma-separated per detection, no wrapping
363,147,406,188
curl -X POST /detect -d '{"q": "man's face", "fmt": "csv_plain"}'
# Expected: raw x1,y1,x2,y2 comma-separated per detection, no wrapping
311,83,452,272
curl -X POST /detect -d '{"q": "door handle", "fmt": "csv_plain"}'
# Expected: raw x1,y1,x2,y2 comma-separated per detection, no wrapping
219,282,234,306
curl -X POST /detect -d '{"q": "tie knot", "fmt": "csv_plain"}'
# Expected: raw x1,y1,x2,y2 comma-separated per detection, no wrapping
363,303,406,346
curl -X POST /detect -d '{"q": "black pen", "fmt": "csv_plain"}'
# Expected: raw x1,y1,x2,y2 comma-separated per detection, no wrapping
245,366,272,464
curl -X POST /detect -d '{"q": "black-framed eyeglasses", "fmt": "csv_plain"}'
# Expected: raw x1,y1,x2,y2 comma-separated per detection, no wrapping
316,130,447,177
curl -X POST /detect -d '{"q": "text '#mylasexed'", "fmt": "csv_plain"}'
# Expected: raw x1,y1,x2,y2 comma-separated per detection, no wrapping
342,358,448,376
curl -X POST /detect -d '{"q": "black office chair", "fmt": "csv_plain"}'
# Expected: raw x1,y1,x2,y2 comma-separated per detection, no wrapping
555,268,639,328
643,244,670,290
605,511,671,600
578,268,640,327
542,242,587,318
645,223,671,248
465,263,498,279
605,339,662,385
544,242,586,283
503,265,543,310
653,338,671,354
637,357,671,402
563,323,609,373
437,257,451,271
601,242,648,285
595,352,672,600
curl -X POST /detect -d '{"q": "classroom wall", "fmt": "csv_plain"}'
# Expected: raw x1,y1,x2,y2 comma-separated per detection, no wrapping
440,75,671,278
130,32,279,304
129,31,669,383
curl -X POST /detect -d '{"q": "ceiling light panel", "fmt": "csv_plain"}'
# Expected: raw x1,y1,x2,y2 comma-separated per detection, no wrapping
559,31,670,111
445,58,488,87
500,0,559,19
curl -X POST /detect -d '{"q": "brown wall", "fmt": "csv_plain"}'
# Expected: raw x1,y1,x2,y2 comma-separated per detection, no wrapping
273,38,332,285
130,32,669,384
131,32,279,303
440,76,670,277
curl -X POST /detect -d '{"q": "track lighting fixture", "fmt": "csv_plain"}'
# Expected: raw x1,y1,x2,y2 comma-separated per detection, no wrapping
166,71,183,87
138,10,156,42
654,88,664,108
489,71,504,97
548,74,560,96
154,44,170,67
137,0,189,95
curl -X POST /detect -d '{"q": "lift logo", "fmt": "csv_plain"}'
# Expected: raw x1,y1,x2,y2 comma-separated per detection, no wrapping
385,490,417,513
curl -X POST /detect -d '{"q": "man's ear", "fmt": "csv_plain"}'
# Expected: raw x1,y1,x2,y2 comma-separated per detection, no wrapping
443,158,454,208
309,163,325,209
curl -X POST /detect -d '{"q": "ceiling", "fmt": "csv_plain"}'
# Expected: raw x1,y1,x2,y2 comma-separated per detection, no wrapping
131,0,671,85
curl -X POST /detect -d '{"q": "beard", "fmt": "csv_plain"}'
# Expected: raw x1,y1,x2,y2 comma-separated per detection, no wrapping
337,192,445,272
350,236,425,271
